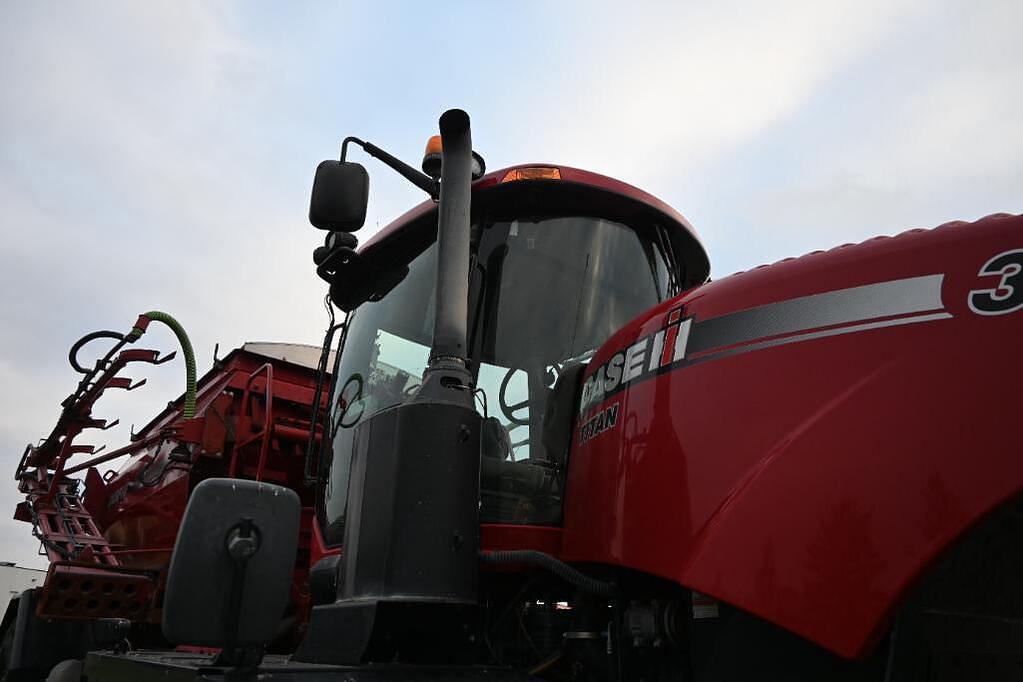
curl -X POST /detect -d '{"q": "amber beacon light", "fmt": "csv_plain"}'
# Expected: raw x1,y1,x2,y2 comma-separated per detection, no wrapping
422,135,444,179
422,134,487,181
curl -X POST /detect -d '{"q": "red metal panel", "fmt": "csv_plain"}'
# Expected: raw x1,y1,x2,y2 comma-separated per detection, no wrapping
309,515,339,568
561,213,1023,658
37,563,157,620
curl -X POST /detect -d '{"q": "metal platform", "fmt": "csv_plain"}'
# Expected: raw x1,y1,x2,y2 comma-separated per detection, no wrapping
84,650,535,682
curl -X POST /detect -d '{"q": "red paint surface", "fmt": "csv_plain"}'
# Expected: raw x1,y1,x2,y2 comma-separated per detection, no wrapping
66,347,326,627
561,213,1023,658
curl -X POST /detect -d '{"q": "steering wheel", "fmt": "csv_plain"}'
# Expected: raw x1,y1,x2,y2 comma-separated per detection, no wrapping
498,368,531,426
334,374,365,431
499,364,563,427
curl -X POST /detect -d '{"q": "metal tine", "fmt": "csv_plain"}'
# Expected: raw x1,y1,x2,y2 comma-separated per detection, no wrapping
127,378,147,391
154,351,177,365
82,418,111,431
100,419,120,431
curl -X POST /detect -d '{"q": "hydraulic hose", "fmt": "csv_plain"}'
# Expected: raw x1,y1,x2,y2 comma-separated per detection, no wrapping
131,311,197,419
480,550,619,598
68,330,127,373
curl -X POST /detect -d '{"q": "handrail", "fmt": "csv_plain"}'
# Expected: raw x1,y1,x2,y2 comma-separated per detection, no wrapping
231,363,275,480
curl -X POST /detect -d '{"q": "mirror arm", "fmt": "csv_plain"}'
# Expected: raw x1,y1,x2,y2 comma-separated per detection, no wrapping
342,136,439,200
213,518,262,669
339,136,362,162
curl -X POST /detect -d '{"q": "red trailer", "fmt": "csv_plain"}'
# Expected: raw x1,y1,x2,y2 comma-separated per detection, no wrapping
4,326,335,677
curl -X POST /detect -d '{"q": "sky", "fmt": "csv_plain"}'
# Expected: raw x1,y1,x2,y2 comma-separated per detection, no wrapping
0,1,1020,568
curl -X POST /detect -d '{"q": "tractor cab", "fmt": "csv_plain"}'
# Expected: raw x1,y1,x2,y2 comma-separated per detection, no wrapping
314,162,710,546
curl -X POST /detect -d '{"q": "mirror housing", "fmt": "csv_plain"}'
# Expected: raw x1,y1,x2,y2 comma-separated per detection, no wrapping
309,160,369,231
162,479,300,656
328,257,409,312
313,231,358,266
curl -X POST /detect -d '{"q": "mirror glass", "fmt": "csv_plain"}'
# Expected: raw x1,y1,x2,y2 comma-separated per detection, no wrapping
309,161,369,231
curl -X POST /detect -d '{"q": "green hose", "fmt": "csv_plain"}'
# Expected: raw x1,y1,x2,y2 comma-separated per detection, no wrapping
129,311,197,419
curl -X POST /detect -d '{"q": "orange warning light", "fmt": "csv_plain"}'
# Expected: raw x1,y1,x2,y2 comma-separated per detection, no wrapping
500,167,562,183
424,135,443,156
422,136,444,178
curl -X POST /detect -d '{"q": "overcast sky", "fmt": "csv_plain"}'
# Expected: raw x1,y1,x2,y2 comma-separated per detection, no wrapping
1,1,1020,568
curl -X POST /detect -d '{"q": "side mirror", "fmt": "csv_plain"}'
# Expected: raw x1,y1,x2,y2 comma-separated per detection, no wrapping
309,160,369,231
162,479,300,666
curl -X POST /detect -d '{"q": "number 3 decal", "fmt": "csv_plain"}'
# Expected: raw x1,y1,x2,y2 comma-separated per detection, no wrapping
968,249,1023,316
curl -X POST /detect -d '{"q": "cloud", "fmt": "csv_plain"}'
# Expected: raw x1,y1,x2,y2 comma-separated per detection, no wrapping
712,0,1023,275
0,3,331,365
512,0,1022,278
521,0,925,187
839,62,1023,187
0,2,303,567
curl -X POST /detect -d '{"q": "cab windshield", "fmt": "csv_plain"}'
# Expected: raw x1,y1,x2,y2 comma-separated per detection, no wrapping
319,215,674,545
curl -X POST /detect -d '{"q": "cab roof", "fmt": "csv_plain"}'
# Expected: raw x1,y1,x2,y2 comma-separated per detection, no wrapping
359,164,711,290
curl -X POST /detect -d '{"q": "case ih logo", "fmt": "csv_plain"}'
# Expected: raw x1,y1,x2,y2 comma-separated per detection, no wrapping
579,306,691,418
576,271,962,428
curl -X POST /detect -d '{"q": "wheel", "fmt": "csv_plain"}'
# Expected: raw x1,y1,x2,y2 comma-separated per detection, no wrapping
884,495,1023,681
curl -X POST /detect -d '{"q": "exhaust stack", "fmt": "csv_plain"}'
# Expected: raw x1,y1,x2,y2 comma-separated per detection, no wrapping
415,108,476,407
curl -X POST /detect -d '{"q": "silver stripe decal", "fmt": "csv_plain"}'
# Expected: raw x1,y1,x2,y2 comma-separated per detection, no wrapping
691,311,954,365
579,274,954,417
687,274,946,355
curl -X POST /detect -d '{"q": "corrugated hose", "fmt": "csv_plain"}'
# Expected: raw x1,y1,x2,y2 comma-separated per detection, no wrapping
130,311,197,418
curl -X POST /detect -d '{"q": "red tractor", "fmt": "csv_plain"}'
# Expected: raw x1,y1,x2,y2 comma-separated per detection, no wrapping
20,109,1023,681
